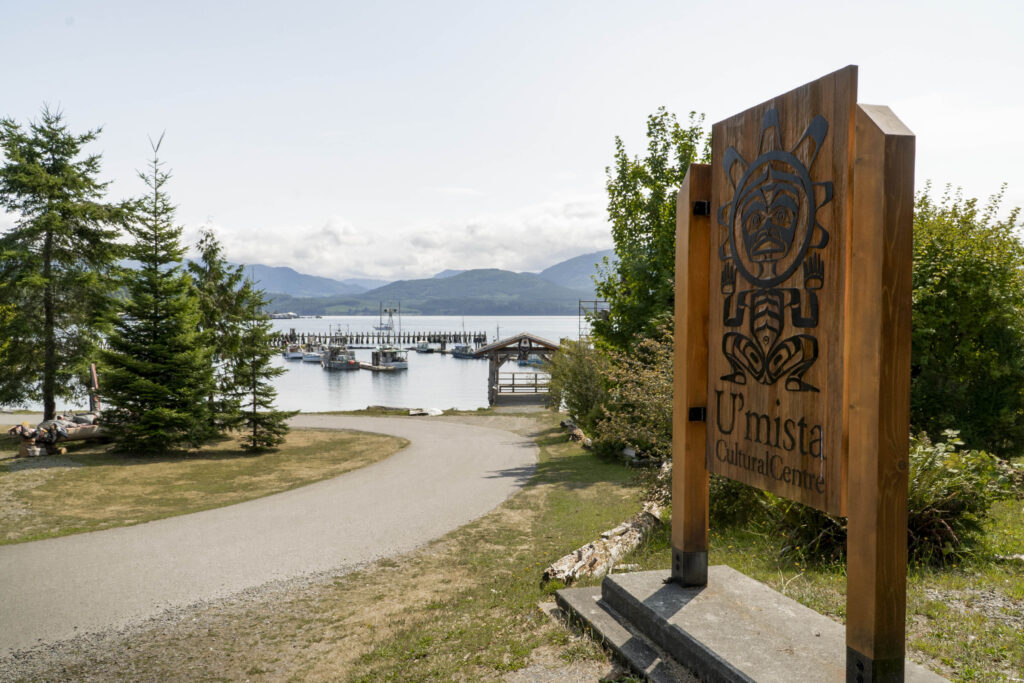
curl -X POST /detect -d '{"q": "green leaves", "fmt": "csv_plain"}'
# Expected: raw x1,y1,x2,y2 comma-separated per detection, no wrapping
592,108,709,349
911,183,1024,458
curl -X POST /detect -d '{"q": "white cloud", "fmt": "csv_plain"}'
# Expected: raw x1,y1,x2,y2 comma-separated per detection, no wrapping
425,186,485,197
192,194,613,281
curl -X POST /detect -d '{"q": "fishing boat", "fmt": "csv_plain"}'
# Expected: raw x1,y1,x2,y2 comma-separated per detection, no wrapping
302,345,326,362
322,344,359,371
451,343,477,359
283,344,304,359
414,341,434,353
371,345,408,369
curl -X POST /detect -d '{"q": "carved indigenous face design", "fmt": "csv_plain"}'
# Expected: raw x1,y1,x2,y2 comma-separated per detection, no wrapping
738,166,801,263
718,108,832,288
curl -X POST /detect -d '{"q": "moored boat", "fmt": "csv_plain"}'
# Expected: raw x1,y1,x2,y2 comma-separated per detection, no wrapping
322,344,360,371
283,344,304,359
451,343,477,359
414,341,434,353
302,345,326,362
371,345,408,369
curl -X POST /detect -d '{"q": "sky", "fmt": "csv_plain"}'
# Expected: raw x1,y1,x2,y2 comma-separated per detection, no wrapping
1,0,1022,281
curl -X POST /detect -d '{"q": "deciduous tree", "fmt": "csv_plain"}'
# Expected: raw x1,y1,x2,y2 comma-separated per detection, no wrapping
911,183,1024,458
592,108,709,349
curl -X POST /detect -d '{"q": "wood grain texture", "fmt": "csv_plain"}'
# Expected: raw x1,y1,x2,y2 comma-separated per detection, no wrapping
707,66,857,515
845,103,915,672
671,164,712,567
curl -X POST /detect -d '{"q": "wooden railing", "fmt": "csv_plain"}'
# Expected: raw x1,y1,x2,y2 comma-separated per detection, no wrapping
496,372,551,394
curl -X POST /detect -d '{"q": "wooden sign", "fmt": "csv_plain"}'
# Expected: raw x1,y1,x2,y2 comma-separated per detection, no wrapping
673,64,915,680
706,66,856,515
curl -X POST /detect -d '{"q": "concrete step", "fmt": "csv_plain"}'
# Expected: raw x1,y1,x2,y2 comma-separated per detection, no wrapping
589,566,947,683
554,585,698,683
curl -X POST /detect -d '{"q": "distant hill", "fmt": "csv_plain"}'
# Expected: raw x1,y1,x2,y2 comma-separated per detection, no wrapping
340,277,391,290
242,264,369,297
432,269,465,279
536,249,614,295
268,268,592,315
261,248,619,315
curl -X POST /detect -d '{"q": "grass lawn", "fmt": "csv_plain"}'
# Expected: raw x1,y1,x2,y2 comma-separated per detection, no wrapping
1,416,642,681
623,480,1024,682
0,428,407,545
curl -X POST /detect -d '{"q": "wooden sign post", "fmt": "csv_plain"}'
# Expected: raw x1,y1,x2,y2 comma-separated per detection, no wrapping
671,65,915,682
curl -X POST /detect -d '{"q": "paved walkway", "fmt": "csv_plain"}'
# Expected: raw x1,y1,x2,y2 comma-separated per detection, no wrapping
0,414,538,656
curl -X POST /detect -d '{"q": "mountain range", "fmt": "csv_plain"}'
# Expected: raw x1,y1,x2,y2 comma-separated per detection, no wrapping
257,249,614,316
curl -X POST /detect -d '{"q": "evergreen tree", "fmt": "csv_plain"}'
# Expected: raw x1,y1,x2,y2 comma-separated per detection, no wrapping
0,107,126,417
234,282,295,451
188,229,247,432
100,136,214,452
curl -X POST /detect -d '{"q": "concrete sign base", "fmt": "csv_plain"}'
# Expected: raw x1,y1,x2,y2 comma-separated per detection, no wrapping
556,566,946,683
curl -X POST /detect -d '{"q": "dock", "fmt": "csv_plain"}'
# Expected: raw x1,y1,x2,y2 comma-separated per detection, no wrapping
359,361,399,372
270,330,487,350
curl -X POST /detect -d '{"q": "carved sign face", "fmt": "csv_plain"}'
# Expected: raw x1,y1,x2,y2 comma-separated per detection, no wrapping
719,108,832,289
706,65,858,517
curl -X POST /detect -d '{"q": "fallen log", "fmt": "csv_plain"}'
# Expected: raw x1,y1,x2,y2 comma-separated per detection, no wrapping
542,500,665,585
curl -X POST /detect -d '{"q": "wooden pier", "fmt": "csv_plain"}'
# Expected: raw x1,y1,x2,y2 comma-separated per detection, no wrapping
270,330,487,349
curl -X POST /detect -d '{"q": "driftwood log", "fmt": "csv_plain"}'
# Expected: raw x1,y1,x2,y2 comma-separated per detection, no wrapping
542,500,665,585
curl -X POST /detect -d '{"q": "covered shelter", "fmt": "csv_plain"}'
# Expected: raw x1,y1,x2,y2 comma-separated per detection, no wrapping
473,333,560,406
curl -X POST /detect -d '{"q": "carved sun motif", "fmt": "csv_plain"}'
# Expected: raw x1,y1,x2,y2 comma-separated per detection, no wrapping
718,108,833,289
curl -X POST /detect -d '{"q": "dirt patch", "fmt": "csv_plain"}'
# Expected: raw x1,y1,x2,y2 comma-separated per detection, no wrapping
924,587,1024,628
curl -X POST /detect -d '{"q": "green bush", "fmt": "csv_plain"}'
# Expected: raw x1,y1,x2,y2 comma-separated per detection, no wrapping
545,339,609,431
763,431,1011,566
906,431,1008,564
911,185,1024,458
594,327,673,461
710,475,766,528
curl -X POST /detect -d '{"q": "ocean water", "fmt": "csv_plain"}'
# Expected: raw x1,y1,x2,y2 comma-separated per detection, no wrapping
270,315,580,412
7,316,583,414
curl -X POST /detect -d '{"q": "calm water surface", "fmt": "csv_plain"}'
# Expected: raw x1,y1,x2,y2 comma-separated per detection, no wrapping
8,316,581,414
271,315,580,412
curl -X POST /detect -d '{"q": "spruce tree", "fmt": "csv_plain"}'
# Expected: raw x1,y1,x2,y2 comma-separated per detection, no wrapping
234,282,295,451
100,136,214,452
0,107,126,417
188,230,247,432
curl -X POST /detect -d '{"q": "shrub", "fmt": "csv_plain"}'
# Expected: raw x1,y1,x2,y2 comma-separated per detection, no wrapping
545,339,609,431
763,430,1011,566
911,184,1024,458
594,327,673,461
710,475,766,528
906,431,1008,564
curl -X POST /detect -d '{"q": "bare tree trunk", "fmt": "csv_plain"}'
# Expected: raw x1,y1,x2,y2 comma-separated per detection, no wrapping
42,228,56,421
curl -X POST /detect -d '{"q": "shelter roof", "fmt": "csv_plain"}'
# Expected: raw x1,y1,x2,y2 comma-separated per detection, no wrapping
473,332,561,357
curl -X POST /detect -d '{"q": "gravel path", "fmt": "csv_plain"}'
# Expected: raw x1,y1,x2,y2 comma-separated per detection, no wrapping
0,414,537,657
